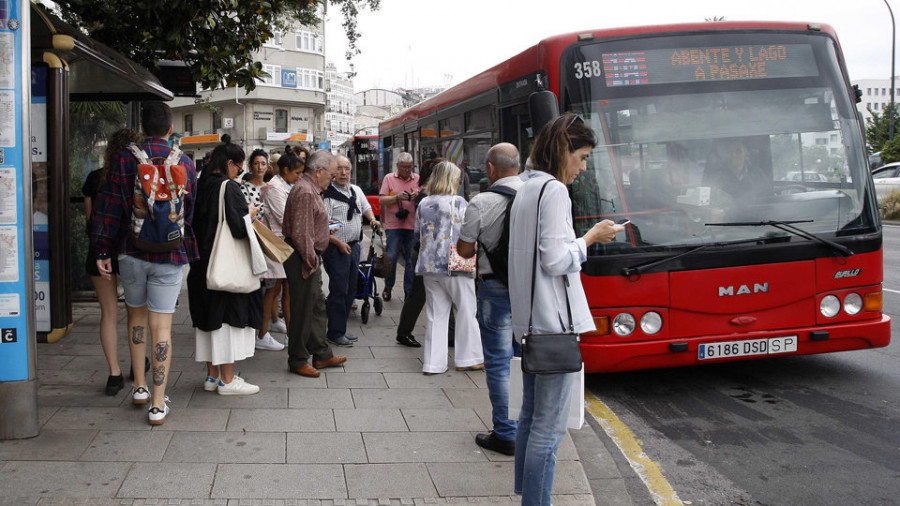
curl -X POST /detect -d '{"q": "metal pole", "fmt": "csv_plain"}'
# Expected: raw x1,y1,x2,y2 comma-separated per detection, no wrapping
887,0,896,140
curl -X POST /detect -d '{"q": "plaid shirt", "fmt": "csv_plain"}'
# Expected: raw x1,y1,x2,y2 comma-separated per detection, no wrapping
90,137,198,265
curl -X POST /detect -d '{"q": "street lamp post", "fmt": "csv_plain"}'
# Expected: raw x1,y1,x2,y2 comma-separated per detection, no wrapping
887,0,896,140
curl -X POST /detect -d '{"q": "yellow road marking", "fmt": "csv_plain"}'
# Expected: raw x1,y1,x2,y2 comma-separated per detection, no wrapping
584,391,683,506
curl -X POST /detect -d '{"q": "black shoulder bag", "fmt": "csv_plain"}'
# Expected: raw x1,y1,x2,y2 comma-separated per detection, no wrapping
520,180,583,375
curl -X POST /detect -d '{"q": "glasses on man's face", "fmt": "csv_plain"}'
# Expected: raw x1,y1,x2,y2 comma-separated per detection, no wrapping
398,163,413,169
337,166,352,173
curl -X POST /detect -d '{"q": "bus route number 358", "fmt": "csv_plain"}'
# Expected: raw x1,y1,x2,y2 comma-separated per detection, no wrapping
574,61,602,79
698,336,798,360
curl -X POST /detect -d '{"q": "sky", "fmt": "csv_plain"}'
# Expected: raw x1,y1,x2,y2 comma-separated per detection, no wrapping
324,0,897,91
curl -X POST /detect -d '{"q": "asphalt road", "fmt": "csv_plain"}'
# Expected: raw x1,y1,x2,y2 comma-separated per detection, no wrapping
588,225,900,506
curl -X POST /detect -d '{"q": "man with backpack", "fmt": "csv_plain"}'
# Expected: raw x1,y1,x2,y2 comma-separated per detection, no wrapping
91,102,198,426
456,143,523,455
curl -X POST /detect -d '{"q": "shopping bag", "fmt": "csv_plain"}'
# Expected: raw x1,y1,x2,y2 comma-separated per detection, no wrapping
207,181,260,294
251,219,293,264
508,357,585,430
247,215,268,276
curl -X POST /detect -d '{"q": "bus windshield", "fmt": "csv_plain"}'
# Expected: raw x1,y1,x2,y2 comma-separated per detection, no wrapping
562,31,877,255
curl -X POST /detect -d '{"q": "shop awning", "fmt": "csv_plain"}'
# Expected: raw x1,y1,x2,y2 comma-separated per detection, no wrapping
30,4,174,102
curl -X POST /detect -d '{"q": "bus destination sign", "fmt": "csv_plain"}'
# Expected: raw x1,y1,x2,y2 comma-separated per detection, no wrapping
601,44,818,87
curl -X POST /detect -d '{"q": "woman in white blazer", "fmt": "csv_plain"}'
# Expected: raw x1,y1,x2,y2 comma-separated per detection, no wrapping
508,113,621,505
256,153,304,350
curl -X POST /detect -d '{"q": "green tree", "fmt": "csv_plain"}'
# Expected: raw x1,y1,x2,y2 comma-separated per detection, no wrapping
880,135,900,164
865,103,900,153
50,0,379,93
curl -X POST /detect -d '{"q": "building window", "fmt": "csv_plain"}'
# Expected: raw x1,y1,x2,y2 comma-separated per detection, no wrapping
275,109,288,133
263,27,283,48
295,30,323,54
261,64,282,86
184,114,193,134
212,110,222,131
868,88,872,95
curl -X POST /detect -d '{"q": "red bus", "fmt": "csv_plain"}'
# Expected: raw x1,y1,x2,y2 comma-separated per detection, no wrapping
380,22,890,373
346,134,383,217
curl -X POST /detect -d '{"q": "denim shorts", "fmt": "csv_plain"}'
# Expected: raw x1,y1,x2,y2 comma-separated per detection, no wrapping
117,255,184,314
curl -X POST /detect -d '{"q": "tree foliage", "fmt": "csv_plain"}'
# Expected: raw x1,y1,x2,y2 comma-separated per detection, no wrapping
865,103,900,155
51,0,379,93
880,136,900,164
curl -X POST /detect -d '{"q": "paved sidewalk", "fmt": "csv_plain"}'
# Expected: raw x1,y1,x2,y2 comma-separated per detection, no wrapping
0,267,638,505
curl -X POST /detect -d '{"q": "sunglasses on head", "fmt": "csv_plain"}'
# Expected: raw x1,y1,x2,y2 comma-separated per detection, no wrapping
566,114,584,129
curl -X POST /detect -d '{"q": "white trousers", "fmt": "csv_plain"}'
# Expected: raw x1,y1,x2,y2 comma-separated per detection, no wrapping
422,275,484,373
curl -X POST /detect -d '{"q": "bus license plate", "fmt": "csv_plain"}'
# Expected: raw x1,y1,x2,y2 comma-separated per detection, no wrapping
698,336,798,360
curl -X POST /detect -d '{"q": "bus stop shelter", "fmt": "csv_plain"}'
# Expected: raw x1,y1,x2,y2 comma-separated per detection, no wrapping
0,3,174,440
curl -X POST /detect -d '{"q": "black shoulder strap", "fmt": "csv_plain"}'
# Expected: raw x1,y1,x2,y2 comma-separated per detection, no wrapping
485,185,518,198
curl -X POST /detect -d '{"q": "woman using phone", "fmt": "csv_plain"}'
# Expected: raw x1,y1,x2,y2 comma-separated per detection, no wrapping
508,113,619,505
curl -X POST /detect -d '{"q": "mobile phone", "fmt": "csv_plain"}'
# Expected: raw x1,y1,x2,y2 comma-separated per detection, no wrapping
328,222,342,231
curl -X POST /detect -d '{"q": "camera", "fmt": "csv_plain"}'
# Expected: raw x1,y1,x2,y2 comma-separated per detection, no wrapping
395,208,410,220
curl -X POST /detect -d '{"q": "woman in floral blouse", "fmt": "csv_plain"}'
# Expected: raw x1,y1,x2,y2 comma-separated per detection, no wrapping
241,149,268,222
414,161,484,375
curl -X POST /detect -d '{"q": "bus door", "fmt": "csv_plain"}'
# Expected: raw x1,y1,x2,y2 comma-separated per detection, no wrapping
500,103,532,168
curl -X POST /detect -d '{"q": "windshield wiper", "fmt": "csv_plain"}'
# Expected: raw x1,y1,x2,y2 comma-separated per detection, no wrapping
705,220,854,257
620,237,768,277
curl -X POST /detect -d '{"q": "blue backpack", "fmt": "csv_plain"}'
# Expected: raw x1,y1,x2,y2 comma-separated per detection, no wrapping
127,144,188,252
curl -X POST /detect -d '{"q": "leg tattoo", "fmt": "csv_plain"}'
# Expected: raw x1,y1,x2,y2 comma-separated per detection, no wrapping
154,342,169,362
131,326,145,345
152,365,166,386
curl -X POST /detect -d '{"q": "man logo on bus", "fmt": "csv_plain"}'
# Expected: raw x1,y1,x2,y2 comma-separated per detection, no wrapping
718,283,769,296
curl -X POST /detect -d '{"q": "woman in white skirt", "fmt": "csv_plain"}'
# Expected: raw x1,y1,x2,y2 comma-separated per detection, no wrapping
414,161,484,375
186,135,262,395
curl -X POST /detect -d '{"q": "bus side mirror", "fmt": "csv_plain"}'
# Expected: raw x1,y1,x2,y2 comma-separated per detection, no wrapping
529,90,559,135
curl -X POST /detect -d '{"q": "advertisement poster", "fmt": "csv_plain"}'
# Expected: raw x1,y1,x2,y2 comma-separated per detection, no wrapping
0,33,12,89
0,225,19,283
0,90,14,147
31,65,49,332
0,165,14,223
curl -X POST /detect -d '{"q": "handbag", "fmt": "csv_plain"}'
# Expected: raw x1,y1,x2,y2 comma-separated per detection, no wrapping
371,231,392,278
251,219,294,264
448,197,476,275
206,181,261,294
520,180,583,375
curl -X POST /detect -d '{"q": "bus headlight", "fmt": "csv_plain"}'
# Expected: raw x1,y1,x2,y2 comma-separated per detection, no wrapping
613,313,636,336
843,293,863,315
640,312,662,334
820,295,840,318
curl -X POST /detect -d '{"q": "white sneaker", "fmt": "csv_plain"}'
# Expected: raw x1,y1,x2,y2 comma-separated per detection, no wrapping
256,332,285,351
203,376,219,392
217,375,260,396
132,385,151,405
270,318,287,334
148,396,170,425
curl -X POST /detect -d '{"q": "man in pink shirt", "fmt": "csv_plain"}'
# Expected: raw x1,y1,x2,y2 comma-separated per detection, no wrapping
283,150,347,378
378,152,420,301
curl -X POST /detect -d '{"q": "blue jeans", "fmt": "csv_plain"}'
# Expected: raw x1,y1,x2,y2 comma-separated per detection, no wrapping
118,255,184,314
385,228,415,295
514,370,577,506
476,278,516,441
322,241,361,340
